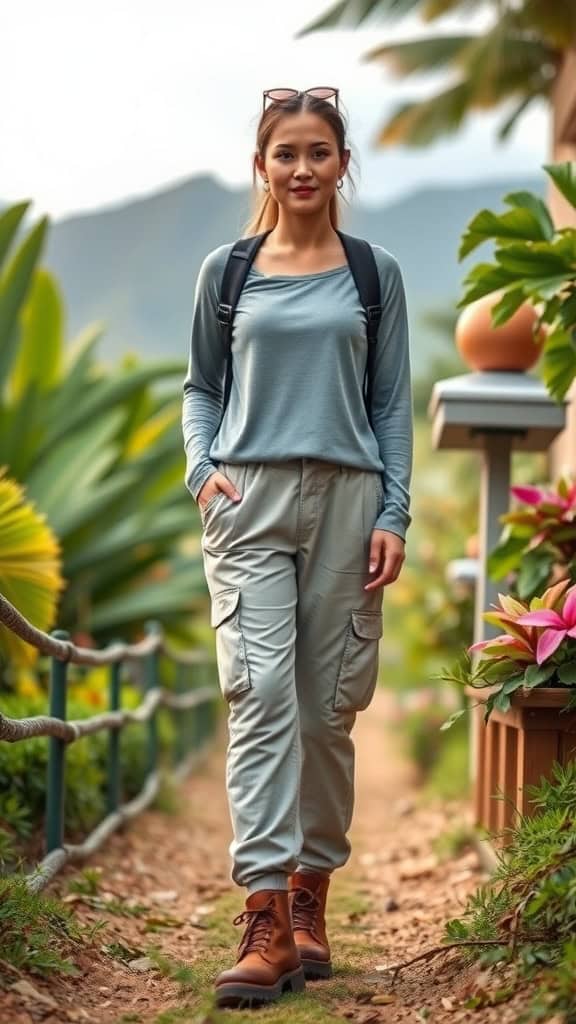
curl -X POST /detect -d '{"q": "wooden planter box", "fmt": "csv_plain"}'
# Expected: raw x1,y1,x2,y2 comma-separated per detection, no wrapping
467,685,576,847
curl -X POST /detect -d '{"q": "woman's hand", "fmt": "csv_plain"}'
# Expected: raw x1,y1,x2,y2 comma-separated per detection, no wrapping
197,471,241,510
364,529,405,590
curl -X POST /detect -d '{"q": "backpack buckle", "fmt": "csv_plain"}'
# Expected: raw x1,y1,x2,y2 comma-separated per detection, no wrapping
217,303,233,327
366,304,381,343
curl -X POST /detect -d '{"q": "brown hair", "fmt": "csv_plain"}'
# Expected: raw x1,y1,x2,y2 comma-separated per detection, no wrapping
241,93,358,237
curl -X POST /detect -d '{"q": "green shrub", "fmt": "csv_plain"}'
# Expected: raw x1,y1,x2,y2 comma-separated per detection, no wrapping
442,761,576,1020
0,689,177,867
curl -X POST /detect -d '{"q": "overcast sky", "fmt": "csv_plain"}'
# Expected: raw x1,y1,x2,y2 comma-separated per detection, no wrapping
2,0,549,221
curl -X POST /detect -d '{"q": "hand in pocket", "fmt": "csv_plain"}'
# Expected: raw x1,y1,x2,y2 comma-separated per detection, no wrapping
197,471,242,510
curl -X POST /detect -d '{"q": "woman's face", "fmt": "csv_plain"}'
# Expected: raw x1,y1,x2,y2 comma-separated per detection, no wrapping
257,110,349,211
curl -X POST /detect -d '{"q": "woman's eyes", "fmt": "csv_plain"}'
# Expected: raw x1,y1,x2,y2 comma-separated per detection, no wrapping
276,151,329,160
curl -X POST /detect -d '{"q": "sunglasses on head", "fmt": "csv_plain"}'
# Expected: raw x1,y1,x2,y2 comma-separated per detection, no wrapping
262,87,339,115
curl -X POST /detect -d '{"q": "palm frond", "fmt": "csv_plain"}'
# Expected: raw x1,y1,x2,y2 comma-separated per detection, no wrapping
518,0,576,49
376,80,472,146
363,34,477,75
295,0,422,37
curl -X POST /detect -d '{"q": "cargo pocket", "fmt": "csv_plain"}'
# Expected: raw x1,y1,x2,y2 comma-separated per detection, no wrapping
333,610,383,712
210,586,251,701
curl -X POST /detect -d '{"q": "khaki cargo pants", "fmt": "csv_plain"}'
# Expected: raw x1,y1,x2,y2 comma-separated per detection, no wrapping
200,458,385,894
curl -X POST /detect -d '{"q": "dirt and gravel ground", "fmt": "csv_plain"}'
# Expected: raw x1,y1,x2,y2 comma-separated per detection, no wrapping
1,689,539,1024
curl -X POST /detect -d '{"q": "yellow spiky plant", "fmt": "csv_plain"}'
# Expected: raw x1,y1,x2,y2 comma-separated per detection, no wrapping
0,467,64,668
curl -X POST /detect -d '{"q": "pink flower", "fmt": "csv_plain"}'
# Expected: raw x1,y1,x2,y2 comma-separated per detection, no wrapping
511,482,576,512
516,584,576,663
468,634,534,660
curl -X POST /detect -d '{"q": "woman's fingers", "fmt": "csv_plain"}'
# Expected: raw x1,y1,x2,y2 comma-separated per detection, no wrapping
216,472,242,502
198,471,242,509
364,530,405,590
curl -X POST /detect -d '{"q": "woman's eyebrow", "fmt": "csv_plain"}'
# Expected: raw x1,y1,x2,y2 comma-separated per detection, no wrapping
272,141,332,149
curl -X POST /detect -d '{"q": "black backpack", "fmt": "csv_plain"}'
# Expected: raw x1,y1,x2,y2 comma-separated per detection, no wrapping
215,228,382,428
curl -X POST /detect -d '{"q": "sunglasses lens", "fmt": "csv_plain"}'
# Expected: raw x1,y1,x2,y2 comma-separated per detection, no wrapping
307,88,337,100
266,89,298,102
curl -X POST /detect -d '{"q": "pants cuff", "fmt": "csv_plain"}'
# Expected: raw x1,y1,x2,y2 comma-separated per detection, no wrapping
246,872,289,894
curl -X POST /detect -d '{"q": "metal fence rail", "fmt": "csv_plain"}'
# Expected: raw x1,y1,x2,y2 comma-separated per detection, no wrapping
0,592,219,892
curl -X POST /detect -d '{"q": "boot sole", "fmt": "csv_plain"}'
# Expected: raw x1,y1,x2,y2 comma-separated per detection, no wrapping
301,957,333,980
215,965,306,1008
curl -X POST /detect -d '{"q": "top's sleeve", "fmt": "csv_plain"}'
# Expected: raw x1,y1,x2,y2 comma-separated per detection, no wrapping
370,250,414,541
181,247,229,501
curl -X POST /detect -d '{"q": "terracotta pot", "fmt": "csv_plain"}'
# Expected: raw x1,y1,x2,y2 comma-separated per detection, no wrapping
456,292,544,372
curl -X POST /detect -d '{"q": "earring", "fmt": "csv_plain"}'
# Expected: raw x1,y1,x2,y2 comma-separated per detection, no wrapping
263,177,270,192
337,178,344,191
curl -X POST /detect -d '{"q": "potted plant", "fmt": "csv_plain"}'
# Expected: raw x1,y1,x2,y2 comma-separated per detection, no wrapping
488,475,576,601
440,578,576,840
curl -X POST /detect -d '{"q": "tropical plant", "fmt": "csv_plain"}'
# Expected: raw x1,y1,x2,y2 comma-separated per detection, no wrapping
488,475,576,601
440,578,576,724
457,162,576,401
296,0,576,147
0,201,207,645
0,468,63,668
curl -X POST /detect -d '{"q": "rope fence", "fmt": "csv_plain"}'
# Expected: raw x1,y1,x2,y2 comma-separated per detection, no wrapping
0,592,220,892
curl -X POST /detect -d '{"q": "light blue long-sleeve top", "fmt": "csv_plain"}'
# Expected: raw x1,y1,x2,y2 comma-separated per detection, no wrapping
181,240,413,540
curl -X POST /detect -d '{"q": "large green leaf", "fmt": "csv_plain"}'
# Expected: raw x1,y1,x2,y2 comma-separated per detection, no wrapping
87,565,208,633
495,242,573,277
0,218,48,392
39,361,184,452
487,534,527,580
459,207,554,260
545,161,576,211
0,202,30,270
0,381,44,477
490,287,527,326
516,548,556,600
458,263,519,305
53,468,141,539
24,409,125,516
502,191,555,241
65,506,200,575
540,328,576,401
9,268,63,401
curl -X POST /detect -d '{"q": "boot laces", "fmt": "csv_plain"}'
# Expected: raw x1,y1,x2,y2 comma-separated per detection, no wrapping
233,904,278,957
291,887,320,932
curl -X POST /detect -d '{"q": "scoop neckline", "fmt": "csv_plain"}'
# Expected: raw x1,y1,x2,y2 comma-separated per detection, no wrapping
249,263,349,280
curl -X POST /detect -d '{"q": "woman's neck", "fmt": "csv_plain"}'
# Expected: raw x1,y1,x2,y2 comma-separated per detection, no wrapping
268,212,339,254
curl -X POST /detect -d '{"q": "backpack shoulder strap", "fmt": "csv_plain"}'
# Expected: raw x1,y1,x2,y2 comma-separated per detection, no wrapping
216,230,272,417
335,230,381,344
335,231,382,424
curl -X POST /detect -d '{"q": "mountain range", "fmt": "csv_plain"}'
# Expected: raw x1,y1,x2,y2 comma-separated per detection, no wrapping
7,173,544,376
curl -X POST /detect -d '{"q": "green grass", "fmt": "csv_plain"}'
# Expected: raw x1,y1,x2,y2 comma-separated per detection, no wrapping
0,876,82,977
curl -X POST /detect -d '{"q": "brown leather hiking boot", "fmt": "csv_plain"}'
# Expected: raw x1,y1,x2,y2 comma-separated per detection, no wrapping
214,889,305,1008
288,870,333,979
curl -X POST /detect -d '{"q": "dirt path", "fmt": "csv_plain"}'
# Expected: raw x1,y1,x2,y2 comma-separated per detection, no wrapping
3,691,534,1024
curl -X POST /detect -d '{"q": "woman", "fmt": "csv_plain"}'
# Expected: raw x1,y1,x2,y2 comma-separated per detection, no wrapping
181,86,413,1009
